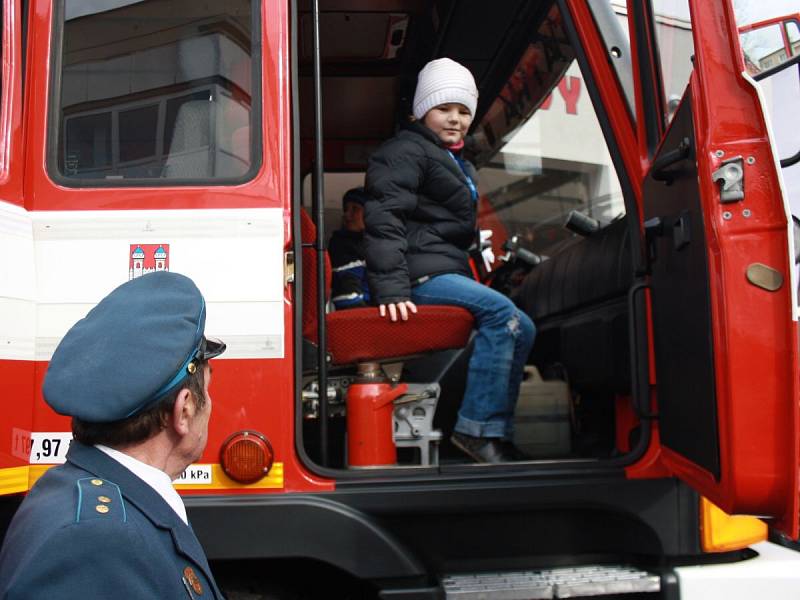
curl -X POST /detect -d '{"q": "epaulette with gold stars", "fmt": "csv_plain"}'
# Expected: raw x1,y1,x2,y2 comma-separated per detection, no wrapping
75,477,126,523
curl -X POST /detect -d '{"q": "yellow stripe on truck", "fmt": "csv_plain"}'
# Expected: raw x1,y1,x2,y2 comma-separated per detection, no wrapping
0,463,284,494
0,466,34,495
173,463,284,490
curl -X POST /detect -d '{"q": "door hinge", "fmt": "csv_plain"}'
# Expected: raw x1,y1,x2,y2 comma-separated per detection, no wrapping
284,251,295,285
712,156,744,203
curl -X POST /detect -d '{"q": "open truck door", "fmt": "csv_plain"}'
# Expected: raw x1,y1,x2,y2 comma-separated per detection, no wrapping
641,1,799,538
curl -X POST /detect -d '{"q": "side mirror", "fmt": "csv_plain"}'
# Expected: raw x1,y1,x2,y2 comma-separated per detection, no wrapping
739,16,800,168
739,17,799,77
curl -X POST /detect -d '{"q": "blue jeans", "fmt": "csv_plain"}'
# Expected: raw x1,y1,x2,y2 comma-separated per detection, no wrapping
411,273,536,439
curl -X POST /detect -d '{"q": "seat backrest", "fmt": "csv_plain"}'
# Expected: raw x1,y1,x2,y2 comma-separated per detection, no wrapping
300,209,332,342
514,217,633,320
514,218,633,394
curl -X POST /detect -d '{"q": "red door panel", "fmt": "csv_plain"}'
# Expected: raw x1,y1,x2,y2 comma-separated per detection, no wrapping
646,1,798,538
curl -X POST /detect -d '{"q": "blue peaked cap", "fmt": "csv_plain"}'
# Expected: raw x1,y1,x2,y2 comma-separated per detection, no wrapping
43,272,224,423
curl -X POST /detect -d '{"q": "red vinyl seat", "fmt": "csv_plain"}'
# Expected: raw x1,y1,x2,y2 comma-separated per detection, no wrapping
300,210,473,366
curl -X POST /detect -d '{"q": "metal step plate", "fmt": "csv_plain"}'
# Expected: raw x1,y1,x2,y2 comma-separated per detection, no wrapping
442,565,661,599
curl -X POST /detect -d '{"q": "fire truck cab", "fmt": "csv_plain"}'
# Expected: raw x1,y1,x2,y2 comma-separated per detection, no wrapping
1,0,799,598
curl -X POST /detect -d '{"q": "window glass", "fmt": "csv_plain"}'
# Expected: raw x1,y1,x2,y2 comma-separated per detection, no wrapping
473,7,625,260
650,0,694,123
53,0,258,184
165,92,212,155
119,105,159,164
64,113,111,175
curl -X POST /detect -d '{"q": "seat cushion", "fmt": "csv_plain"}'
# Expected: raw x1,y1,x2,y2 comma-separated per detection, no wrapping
327,306,474,365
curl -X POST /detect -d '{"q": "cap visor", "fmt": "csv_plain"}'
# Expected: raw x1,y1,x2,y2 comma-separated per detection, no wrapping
200,337,226,360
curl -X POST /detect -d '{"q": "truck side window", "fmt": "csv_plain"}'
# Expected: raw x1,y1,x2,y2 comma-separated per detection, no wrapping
650,0,694,123
50,0,259,185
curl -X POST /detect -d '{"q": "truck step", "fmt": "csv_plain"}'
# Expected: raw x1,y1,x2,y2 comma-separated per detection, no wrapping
442,565,660,599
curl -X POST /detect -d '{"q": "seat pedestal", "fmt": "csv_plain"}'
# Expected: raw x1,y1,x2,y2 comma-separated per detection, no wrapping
346,363,407,467
346,363,443,468
393,383,442,466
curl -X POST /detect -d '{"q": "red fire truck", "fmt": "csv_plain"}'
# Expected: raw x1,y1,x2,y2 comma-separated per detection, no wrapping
1,0,800,598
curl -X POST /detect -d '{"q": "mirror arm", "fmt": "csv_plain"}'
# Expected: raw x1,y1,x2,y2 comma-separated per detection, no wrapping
753,54,800,82
780,149,800,169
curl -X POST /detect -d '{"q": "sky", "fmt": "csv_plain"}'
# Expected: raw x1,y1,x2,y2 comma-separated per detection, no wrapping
734,0,799,25
642,0,798,25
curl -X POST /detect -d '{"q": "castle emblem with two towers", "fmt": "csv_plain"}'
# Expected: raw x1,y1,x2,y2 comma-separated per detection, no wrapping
129,244,170,280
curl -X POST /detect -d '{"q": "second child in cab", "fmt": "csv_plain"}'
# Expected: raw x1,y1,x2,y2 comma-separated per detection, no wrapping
329,187,371,309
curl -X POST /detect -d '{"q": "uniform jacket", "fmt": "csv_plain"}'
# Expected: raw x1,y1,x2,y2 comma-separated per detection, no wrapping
0,442,223,600
364,121,477,304
329,228,370,308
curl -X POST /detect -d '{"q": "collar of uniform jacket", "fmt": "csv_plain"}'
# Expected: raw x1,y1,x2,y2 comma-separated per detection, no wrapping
65,442,218,584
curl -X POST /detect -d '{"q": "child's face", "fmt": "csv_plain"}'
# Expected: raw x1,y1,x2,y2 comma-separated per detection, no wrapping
423,103,473,145
342,200,365,232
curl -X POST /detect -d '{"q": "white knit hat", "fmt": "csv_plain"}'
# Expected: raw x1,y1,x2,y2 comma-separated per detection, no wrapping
412,58,478,120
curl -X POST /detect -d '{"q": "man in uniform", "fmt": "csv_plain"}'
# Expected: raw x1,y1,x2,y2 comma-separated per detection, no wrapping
0,271,226,599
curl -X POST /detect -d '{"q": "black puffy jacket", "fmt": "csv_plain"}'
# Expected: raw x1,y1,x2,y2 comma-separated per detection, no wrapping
364,122,477,304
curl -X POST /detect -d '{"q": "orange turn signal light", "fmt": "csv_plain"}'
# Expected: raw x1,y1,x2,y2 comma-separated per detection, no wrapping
700,497,767,553
220,431,274,484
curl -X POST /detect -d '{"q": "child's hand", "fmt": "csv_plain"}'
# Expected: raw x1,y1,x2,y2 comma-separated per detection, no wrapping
379,301,418,322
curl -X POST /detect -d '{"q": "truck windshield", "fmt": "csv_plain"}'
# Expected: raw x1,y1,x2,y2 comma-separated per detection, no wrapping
475,55,626,259
49,0,260,185
454,3,628,274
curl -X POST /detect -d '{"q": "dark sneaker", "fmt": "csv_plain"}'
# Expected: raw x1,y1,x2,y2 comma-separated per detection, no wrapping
451,432,516,463
500,440,530,461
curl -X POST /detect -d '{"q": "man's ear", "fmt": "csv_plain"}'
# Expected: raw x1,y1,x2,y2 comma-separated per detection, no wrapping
171,387,194,436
